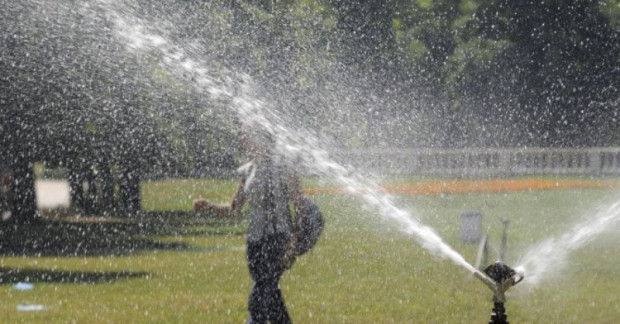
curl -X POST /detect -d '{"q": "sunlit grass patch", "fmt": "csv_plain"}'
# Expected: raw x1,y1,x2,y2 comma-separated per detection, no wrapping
0,177,618,322
141,178,241,211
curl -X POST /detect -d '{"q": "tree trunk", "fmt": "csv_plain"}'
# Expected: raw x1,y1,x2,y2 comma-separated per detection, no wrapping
83,168,97,215
10,160,39,224
119,166,141,215
68,166,85,212
98,163,115,215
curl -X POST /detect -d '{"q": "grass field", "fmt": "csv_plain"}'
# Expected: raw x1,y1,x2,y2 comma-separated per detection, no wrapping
1,177,619,323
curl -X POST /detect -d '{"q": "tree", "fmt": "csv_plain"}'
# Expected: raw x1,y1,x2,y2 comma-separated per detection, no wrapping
444,0,619,147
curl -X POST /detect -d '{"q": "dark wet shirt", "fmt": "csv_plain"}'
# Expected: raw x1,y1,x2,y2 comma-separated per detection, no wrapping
238,157,292,242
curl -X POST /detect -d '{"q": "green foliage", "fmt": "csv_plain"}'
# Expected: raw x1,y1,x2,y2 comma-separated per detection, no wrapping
2,0,618,184
444,38,511,98
376,0,619,147
600,0,620,28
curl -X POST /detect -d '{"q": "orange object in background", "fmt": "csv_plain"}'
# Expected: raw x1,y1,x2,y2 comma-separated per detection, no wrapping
305,179,617,196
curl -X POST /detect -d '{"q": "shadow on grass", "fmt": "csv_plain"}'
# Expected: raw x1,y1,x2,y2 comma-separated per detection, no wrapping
0,211,246,257
0,267,149,285
139,211,247,237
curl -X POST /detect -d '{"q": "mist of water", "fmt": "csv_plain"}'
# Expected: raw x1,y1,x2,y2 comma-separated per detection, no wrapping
95,1,478,273
516,200,620,286
15,0,620,284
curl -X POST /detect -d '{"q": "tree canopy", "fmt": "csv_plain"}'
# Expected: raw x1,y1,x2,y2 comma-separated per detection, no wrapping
0,0,618,222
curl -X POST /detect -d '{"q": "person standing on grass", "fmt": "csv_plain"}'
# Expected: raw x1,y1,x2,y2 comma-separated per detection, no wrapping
198,125,302,324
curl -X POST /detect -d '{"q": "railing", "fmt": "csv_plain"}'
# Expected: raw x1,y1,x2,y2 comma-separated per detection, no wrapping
340,147,620,177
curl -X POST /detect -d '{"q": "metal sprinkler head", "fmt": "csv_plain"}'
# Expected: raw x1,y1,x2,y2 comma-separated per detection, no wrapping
473,262,524,324
483,262,524,289
474,261,524,302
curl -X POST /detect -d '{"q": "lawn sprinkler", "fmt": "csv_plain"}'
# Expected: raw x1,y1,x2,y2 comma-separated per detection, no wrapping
473,262,524,324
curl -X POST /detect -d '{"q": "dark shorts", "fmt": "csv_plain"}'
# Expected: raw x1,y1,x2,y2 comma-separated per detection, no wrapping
247,233,288,283
246,233,291,324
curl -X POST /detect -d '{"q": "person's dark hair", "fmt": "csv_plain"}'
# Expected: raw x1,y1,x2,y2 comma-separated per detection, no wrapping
239,122,275,156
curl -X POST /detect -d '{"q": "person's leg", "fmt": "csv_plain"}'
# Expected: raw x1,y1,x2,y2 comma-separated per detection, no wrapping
247,240,269,324
248,282,268,324
265,234,291,324
265,282,291,324
247,234,291,324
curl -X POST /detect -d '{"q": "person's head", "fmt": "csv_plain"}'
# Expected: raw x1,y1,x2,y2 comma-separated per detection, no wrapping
238,123,274,158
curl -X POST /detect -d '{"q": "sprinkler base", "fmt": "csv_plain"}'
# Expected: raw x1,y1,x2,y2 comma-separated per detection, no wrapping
489,302,508,324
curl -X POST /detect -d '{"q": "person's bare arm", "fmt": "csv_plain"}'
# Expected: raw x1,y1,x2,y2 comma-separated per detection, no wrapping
228,179,246,217
195,179,245,218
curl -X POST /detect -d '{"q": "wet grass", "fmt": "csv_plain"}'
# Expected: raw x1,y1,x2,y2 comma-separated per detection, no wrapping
0,178,619,322
141,178,242,211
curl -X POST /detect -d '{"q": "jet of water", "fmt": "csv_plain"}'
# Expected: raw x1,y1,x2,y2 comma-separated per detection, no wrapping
516,200,620,286
100,1,478,273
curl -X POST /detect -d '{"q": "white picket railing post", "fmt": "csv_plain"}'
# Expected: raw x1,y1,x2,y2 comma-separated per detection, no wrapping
340,148,620,177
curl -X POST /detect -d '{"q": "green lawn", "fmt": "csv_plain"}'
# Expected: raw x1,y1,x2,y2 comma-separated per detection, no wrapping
1,178,619,323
